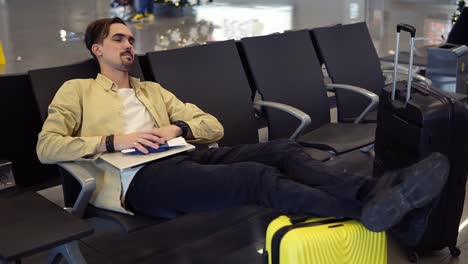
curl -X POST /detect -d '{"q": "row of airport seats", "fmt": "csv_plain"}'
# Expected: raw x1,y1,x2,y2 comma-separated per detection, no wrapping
1,23,393,263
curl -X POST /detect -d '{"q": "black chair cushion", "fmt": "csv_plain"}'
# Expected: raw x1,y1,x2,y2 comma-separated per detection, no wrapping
341,109,378,123
297,123,376,154
302,148,334,162
85,206,166,233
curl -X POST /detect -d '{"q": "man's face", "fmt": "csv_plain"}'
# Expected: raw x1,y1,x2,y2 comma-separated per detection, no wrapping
93,23,135,71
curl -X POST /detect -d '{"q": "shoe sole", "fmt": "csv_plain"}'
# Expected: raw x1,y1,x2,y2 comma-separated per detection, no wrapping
361,154,449,232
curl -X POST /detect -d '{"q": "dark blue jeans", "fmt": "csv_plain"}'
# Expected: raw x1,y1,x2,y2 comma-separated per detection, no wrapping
125,139,372,219
136,0,153,14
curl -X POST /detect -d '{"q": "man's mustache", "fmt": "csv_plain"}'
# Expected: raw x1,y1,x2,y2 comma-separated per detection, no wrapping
121,51,134,57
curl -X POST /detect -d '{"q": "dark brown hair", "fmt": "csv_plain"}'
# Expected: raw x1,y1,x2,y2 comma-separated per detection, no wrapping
84,17,126,60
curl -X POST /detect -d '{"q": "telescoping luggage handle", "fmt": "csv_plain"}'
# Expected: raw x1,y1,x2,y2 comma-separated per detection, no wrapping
392,23,416,103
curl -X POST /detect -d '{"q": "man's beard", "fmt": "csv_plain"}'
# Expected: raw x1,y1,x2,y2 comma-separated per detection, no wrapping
120,52,134,71
120,56,134,71
122,60,133,71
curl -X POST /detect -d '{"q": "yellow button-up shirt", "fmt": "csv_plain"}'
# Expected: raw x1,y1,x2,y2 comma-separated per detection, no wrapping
37,74,224,214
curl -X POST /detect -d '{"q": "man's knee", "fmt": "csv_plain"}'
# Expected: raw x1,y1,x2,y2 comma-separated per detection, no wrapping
233,162,281,183
267,138,302,152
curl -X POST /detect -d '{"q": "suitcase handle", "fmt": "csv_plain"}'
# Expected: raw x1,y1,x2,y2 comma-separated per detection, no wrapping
392,23,416,103
397,23,416,37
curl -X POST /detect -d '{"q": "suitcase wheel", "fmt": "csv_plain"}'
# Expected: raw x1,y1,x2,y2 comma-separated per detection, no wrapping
449,246,461,257
407,251,419,263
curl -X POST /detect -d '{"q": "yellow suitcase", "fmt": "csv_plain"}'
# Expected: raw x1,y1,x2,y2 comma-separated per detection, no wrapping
264,216,387,264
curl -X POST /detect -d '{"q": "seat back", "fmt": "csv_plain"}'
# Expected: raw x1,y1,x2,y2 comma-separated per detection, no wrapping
29,59,99,121
136,54,155,82
29,57,144,208
0,73,59,187
240,30,330,140
146,40,259,146
312,22,385,122
29,59,100,207
447,8,468,46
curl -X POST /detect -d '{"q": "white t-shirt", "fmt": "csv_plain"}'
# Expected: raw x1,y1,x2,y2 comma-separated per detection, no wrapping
117,88,155,200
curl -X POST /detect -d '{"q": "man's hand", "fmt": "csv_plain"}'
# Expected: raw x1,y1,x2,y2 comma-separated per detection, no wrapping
111,125,182,154
150,125,182,141
114,131,165,154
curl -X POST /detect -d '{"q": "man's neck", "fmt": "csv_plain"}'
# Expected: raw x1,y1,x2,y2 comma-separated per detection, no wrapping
100,67,131,89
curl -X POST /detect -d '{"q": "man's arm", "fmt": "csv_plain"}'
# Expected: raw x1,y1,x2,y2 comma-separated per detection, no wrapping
36,81,104,164
37,83,168,161
159,87,224,144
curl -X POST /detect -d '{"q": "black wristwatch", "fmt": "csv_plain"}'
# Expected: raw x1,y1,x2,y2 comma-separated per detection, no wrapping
173,120,190,138
105,134,115,152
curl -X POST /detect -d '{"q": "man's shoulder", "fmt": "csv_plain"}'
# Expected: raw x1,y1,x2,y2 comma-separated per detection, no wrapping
57,78,98,94
62,78,96,87
139,81,179,100
138,80,161,88
138,80,166,92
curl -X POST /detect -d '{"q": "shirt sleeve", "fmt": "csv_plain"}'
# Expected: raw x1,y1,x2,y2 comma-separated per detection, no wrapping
36,81,102,164
158,86,224,144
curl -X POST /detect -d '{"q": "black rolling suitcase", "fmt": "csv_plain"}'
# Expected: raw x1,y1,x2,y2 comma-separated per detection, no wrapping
374,24,468,262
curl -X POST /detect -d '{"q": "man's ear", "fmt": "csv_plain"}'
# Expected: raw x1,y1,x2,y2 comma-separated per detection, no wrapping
91,44,102,57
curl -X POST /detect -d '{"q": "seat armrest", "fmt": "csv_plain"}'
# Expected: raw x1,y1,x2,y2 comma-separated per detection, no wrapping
254,100,311,140
382,69,432,87
413,37,443,42
58,162,96,218
325,83,379,124
381,64,395,71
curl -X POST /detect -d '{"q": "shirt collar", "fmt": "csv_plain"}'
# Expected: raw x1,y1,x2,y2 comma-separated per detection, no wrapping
96,73,142,92
129,76,141,91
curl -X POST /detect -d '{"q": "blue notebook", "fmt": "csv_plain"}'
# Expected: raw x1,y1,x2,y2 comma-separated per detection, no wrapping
122,144,170,155
121,137,187,155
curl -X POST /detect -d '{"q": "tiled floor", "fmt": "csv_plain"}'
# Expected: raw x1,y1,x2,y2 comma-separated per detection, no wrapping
2,0,467,263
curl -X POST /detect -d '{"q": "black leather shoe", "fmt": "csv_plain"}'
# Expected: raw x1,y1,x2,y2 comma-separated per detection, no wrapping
361,152,449,232
389,200,437,247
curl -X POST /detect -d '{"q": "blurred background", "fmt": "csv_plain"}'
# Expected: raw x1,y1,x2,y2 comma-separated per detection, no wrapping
0,0,462,74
